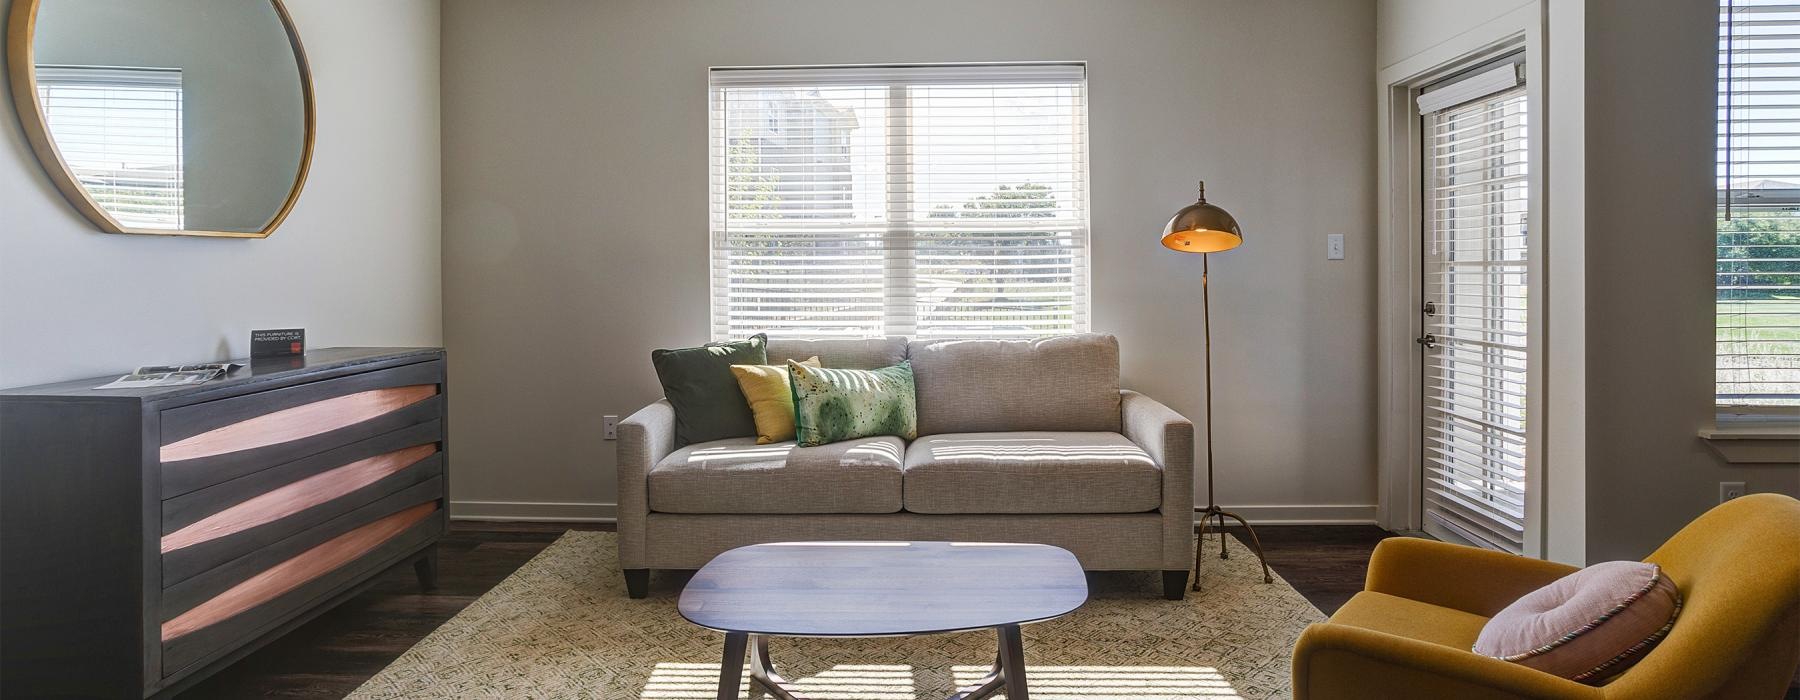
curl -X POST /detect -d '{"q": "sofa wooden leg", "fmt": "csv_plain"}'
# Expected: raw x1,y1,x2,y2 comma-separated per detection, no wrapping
1162,570,1189,600
624,569,649,599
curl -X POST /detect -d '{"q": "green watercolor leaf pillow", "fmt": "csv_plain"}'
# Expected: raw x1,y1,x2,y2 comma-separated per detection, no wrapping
789,360,917,447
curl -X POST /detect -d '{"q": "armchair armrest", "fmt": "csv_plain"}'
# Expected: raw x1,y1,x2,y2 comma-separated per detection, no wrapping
1292,623,1599,700
616,399,675,569
1120,390,1194,571
1365,537,1579,617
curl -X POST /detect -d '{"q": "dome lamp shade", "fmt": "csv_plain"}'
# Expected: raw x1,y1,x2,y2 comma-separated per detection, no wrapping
1161,181,1243,254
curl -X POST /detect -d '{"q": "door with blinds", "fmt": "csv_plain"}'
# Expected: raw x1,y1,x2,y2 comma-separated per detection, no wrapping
1418,59,1530,553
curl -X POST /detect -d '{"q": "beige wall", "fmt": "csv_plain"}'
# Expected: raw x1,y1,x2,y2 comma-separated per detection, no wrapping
1376,0,1533,71
1584,0,1798,561
441,0,1380,522
0,0,443,387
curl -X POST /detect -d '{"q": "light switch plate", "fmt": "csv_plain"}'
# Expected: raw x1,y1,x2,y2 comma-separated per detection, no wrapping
1720,481,1746,503
1327,234,1345,260
603,415,619,440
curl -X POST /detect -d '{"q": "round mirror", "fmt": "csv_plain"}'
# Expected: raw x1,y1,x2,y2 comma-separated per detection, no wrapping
6,0,313,238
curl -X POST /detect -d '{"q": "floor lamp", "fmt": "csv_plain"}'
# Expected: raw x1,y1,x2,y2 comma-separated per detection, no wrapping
1160,181,1274,590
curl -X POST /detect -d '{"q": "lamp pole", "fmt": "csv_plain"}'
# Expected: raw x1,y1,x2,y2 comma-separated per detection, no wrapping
1192,252,1275,590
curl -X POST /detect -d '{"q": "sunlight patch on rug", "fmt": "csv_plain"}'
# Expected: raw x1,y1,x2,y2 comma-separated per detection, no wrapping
348,531,1321,700
645,662,918,699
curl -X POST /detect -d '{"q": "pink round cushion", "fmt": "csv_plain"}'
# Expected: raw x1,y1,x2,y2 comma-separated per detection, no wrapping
1473,560,1681,684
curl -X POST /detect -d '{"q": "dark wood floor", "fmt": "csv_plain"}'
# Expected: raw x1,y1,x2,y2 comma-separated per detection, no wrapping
172,523,1390,699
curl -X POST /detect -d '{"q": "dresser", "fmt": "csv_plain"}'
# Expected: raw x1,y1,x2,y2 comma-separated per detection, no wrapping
0,348,447,698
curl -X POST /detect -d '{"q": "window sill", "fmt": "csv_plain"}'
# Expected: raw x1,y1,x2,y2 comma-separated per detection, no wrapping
1698,420,1800,464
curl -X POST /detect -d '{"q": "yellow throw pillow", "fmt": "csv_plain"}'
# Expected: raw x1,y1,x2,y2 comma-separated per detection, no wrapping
730,356,820,444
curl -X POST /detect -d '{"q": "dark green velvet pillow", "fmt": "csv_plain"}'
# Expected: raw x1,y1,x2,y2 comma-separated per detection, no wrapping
652,334,768,446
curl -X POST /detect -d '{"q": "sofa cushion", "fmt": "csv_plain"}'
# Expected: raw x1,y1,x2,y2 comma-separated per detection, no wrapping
768,337,908,370
902,432,1159,514
648,436,904,514
909,334,1121,435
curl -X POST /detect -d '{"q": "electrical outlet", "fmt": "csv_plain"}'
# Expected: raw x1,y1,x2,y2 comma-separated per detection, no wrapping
602,415,619,440
1720,481,1746,504
1327,234,1345,260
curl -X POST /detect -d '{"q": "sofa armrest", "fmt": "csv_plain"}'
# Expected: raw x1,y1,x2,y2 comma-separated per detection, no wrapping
1365,537,1579,618
1120,390,1194,570
1292,623,1599,700
616,399,675,569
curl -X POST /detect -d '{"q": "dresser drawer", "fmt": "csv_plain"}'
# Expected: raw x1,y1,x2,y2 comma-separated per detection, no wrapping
160,360,444,498
158,481,444,677
160,420,443,586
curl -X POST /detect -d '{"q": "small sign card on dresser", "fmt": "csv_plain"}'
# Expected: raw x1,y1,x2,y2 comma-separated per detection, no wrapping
251,328,306,358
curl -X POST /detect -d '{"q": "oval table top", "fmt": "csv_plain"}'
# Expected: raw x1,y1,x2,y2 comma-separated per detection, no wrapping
677,541,1089,637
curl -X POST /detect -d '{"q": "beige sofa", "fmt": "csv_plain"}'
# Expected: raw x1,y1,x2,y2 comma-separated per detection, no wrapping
616,333,1197,599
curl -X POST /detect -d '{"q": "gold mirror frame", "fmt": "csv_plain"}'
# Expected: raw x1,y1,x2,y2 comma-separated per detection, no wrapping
5,0,315,239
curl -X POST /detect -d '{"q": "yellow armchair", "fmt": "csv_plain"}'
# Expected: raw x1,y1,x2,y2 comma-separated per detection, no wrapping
1293,493,1800,700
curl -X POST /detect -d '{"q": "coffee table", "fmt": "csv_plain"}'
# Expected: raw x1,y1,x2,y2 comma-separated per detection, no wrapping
678,541,1088,700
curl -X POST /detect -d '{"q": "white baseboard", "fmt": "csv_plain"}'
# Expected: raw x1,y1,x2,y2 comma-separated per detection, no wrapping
450,500,617,522
449,500,1378,526
1211,504,1379,525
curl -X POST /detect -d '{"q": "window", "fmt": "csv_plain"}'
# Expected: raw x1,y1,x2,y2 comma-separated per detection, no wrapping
1417,59,1531,553
1719,1,1800,409
709,64,1089,339
36,66,184,230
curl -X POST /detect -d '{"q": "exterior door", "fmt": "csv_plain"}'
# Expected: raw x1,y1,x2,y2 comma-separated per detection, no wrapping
1418,65,1530,553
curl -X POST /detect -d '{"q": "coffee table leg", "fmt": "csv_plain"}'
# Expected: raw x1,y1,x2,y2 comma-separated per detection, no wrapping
718,632,748,700
998,624,1030,700
748,635,804,700
948,646,1006,700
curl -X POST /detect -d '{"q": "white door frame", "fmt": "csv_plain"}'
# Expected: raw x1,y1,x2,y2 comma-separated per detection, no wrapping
1375,4,1548,557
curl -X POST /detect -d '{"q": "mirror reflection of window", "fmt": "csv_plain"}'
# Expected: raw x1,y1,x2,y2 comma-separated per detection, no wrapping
35,65,183,230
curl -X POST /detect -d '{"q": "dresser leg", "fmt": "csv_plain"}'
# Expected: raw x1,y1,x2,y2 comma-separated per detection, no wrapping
413,546,439,591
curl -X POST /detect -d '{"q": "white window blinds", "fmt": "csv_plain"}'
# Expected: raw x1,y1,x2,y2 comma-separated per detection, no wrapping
1719,1,1800,408
36,66,183,230
709,64,1089,339
1419,62,1530,553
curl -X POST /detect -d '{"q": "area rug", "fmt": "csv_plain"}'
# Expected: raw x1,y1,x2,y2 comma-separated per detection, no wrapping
349,532,1325,699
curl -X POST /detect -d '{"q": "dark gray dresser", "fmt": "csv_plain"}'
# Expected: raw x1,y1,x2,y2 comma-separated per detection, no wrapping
0,347,448,698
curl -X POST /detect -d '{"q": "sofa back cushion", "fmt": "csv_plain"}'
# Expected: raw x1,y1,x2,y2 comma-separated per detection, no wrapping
910,334,1121,435
768,337,908,370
